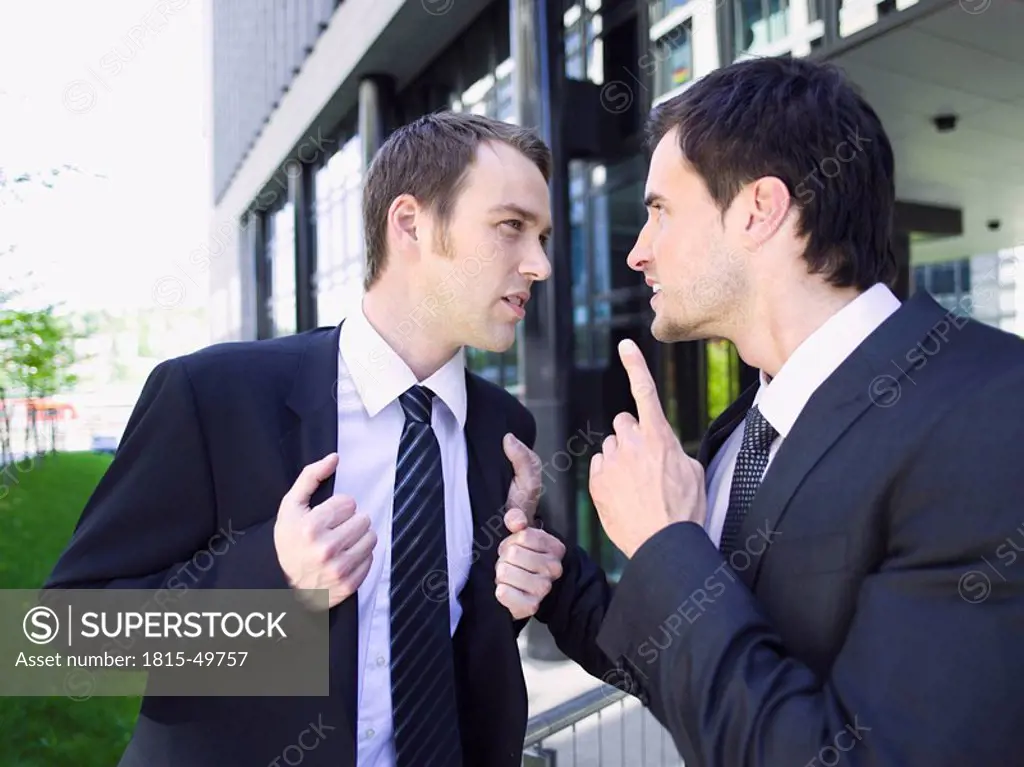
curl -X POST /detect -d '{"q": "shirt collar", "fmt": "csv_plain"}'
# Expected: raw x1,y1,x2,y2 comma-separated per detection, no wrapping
338,301,467,428
753,282,901,437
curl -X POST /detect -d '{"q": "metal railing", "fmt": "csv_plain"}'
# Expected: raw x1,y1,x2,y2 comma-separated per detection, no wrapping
523,684,685,766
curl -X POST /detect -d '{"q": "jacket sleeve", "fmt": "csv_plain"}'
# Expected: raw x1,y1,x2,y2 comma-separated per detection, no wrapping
510,405,635,692
595,367,1024,766
532,534,627,689
44,357,290,593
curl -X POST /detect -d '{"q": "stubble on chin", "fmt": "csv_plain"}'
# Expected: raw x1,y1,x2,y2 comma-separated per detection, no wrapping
651,286,712,343
653,255,747,343
652,314,706,343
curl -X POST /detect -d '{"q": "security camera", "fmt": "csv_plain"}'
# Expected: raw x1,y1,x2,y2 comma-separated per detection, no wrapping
933,114,958,133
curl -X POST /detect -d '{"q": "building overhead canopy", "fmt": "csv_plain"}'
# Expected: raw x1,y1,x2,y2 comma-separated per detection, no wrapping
823,0,1024,264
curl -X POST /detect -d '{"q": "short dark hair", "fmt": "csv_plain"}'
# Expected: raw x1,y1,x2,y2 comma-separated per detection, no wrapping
361,111,552,289
647,56,896,291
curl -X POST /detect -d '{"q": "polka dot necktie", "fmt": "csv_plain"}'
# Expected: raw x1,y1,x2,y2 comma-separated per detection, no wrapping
720,405,778,558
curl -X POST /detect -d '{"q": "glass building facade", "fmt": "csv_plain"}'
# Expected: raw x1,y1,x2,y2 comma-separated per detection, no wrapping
264,199,297,338
913,250,1020,334
313,134,365,326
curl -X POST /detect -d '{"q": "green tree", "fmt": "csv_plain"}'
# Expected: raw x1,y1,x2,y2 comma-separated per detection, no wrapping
1,308,80,459
1,164,94,464
705,339,740,422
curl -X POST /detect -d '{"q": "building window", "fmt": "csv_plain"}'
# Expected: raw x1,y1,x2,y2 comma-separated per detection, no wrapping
912,253,1017,332
735,0,790,54
928,262,956,295
570,161,615,368
913,266,928,295
571,158,647,369
564,0,604,85
654,21,693,97
454,57,517,123
570,167,592,366
265,200,297,338
650,0,691,27
314,133,364,324
495,59,515,121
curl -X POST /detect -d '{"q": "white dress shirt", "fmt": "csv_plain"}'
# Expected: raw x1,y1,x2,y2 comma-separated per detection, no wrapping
705,283,902,547
334,303,474,767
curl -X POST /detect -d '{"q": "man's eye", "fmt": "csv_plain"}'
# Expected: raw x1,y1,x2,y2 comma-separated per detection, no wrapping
501,219,524,232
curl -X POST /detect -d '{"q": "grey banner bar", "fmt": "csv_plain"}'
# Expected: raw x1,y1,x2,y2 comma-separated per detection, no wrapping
1,588,330,698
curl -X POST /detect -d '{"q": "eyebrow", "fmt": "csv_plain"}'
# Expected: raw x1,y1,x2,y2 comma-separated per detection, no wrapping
489,203,553,236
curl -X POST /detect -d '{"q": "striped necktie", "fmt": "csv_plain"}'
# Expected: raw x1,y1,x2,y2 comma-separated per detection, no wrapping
389,385,463,766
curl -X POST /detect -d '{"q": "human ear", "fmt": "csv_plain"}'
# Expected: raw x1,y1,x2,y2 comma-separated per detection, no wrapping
745,177,791,245
388,194,421,247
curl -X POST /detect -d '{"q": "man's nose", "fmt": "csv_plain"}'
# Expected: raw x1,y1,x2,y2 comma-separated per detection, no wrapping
627,234,651,272
522,244,552,282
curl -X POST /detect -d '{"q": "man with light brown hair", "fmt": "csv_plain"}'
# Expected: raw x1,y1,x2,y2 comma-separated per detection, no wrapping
46,110,566,767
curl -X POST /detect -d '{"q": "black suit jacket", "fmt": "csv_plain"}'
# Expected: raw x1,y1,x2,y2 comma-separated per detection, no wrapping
44,323,537,767
543,290,1024,766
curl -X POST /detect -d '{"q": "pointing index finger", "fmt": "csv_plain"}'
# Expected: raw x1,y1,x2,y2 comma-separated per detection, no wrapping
618,339,666,429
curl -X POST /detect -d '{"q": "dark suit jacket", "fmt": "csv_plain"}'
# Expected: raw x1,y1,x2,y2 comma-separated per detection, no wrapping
44,322,538,767
542,290,1024,766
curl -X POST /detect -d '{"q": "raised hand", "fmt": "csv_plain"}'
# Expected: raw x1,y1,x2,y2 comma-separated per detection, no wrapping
589,340,706,558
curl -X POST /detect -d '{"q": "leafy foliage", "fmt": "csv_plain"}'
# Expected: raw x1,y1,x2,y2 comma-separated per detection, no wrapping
1,165,90,463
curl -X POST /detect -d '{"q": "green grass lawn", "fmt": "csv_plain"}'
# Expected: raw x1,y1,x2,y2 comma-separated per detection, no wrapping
0,452,140,767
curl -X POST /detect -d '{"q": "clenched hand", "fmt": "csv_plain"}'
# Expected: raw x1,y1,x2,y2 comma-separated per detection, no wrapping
495,508,566,620
273,453,376,609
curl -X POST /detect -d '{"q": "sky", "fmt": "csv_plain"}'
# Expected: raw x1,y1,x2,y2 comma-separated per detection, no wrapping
0,0,210,314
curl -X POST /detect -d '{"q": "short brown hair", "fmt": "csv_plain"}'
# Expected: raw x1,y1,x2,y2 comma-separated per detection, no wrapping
361,111,552,289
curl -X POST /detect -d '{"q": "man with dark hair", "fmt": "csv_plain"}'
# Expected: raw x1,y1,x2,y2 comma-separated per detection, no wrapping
45,110,560,767
497,56,1024,765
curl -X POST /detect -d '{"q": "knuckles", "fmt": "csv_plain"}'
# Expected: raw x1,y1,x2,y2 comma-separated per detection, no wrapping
331,556,353,582
502,546,521,569
531,579,551,599
495,584,514,606
496,561,512,582
351,512,371,535
612,411,636,433
315,541,334,566
299,517,319,545
548,560,563,581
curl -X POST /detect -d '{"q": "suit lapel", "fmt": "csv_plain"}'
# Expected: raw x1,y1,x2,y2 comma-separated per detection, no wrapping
734,356,875,589
462,372,509,585
282,322,358,755
453,374,520,762
737,291,951,589
282,323,343,510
